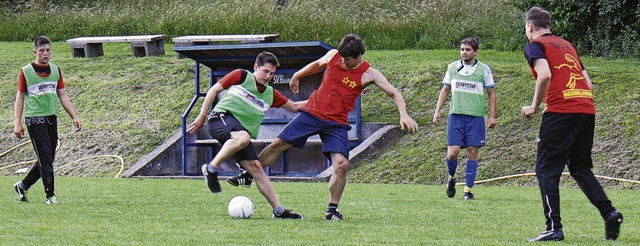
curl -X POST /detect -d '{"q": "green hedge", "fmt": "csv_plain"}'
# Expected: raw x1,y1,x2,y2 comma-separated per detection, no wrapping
512,0,640,58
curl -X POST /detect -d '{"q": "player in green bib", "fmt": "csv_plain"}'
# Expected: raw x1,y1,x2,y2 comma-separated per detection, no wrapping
187,51,306,219
13,36,82,204
433,37,497,201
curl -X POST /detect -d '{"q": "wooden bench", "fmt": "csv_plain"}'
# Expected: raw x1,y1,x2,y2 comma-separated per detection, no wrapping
194,138,323,145
66,35,166,58
172,34,279,58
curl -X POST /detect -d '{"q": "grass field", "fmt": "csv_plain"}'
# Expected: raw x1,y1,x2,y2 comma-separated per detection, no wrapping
1,176,638,245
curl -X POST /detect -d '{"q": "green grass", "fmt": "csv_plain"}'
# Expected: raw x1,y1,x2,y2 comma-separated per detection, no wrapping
1,176,638,245
1,41,639,186
0,0,523,51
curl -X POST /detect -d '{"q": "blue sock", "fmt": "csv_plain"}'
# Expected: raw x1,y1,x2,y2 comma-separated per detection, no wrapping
274,206,284,216
207,164,218,173
446,159,458,177
465,160,479,188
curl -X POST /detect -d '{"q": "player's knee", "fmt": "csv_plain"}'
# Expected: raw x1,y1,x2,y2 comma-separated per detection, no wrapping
332,160,349,174
271,138,292,152
243,160,263,173
232,131,252,146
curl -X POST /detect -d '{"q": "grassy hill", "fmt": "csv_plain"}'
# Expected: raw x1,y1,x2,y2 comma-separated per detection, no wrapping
1,42,638,187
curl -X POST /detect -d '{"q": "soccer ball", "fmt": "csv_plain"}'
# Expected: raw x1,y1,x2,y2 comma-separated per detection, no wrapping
228,196,254,219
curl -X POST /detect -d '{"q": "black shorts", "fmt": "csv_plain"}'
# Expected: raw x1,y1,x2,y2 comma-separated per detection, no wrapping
207,112,258,162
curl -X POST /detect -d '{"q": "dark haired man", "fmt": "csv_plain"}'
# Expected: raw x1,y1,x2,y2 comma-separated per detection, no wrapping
13,36,82,204
433,37,497,201
230,34,419,220
521,6,623,242
188,51,305,219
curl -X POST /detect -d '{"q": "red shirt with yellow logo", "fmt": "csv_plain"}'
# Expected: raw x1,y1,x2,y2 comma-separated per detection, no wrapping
524,34,595,114
303,54,371,124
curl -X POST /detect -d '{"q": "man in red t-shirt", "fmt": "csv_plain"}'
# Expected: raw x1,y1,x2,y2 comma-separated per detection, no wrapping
233,34,418,220
521,7,623,242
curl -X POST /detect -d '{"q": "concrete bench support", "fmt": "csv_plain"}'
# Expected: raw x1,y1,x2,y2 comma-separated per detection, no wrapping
67,35,166,58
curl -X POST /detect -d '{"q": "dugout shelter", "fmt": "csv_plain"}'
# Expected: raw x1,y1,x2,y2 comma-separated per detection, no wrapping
174,42,363,176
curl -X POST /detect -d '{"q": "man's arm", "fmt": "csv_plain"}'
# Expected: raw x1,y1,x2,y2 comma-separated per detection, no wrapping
432,85,450,126
58,88,82,131
582,69,593,89
187,83,224,134
368,68,418,133
521,59,551,117
289,49,337,94
279,100,308,112
486,87,497,128
14,91,25,138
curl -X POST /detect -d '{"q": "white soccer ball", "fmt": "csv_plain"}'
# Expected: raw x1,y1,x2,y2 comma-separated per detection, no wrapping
228,196,254,219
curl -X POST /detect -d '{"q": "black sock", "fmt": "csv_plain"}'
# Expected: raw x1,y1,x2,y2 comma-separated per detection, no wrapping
328,203,338,212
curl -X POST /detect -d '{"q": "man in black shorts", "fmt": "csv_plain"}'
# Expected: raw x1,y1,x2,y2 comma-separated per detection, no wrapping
187,51,305,219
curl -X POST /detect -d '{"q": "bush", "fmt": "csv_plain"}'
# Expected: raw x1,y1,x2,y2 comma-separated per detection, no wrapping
512,0,640,58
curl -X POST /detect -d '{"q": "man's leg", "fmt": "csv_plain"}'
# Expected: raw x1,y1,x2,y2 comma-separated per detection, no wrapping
325,152,348,220
24,124,57,199
240,160,302,219
568,114,621,240
258,138,293,168
463,147,479,200
445,146,460,198
202,131,251,194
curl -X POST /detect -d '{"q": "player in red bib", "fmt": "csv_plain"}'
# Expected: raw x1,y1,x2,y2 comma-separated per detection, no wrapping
242,34,419,220
521,7,623,242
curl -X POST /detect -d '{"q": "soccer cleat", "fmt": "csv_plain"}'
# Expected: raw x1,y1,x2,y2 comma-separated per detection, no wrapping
325,210,344,220
273,209,303,219
201,164,221,194
463,192,474,200
45,196,60,204
605,211,623,240
527,229,564,242
13,182,28,202
226,171,253,188
446,178,456,198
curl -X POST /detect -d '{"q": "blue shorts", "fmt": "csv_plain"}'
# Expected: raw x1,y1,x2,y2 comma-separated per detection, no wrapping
446,114,486,148
278,111,351,159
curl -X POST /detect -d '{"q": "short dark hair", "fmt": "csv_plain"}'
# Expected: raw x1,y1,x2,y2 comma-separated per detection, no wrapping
525,7,551,29
337,34,365,59
461,37,479,51
34,36,51,49
255,51,280,67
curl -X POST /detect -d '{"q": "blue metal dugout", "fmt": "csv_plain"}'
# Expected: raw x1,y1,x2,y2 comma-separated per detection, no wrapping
173,42,363,176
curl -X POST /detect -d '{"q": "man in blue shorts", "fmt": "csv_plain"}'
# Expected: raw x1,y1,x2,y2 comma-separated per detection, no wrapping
433,37,497,200
230,34,419,220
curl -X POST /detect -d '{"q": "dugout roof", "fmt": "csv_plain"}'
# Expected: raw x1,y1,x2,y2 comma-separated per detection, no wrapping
172,41,334,72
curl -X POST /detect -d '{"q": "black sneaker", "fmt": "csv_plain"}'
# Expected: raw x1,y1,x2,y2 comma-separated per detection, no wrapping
605,211,623,240
201,164,221,194
527,229,564,242
446,178,456,198
227,171,253,188
273,209,303,219
325,210,343,220
463,192,474,200
13,182,28,202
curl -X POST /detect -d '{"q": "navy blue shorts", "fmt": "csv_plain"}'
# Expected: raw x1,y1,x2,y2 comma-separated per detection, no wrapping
207,112,257,162
446,114,486,148
278,111,351,159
